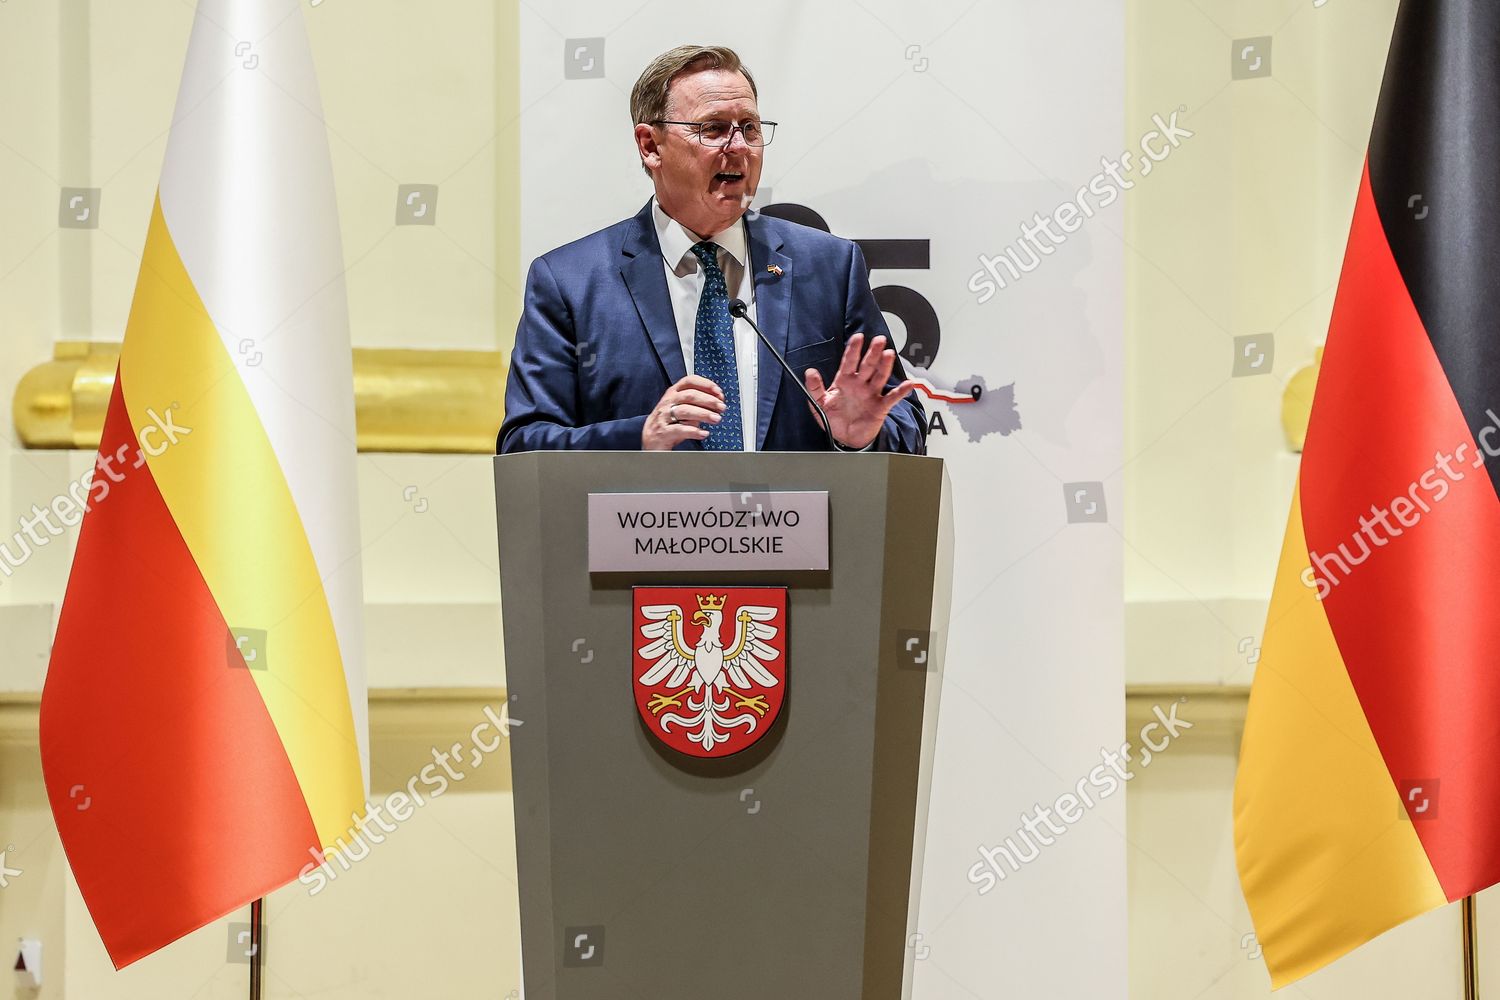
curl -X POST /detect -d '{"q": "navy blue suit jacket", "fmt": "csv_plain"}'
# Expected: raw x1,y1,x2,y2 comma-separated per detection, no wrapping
498,202,926,454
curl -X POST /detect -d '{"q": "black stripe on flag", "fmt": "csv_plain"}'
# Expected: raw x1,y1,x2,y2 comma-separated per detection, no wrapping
1367,0,1500,497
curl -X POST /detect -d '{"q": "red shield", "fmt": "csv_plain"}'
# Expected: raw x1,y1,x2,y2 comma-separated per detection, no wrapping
632,586,788,758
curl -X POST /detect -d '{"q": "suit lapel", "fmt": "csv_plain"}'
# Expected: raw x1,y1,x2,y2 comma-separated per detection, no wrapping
747,215,792,451
620,202,687,384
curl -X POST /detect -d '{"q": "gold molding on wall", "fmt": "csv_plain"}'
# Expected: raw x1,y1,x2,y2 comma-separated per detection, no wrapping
12,342,506,454
1126,684,1248,740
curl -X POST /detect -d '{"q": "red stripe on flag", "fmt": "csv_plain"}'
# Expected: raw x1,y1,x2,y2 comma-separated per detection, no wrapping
40,375,322,968
1301,166,1500,900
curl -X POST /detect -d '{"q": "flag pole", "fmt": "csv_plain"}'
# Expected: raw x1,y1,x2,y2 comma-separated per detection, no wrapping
249,897,265,1000
1463,894,1479,1000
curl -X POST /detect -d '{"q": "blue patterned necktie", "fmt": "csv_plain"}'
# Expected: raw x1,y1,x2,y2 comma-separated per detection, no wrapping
689,241,744,450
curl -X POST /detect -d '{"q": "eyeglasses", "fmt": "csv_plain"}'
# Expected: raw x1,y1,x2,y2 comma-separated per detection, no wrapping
650,119,778,148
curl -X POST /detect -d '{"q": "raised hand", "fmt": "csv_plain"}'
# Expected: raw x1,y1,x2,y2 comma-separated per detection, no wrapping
802,334,916,450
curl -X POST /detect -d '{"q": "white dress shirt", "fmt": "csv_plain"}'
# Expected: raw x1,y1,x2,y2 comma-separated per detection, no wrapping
652,199,759,451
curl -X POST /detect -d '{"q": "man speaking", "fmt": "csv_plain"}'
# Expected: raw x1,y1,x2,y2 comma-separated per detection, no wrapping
498,44,926,454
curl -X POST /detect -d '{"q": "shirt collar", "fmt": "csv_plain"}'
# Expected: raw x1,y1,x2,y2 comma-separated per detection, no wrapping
652,199,748,272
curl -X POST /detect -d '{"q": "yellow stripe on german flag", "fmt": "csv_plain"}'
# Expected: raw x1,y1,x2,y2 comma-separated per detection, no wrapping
1236,481,1446,986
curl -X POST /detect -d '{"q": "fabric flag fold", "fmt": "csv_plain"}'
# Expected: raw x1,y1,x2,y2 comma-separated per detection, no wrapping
1234,0,1500,986
39,0,367,969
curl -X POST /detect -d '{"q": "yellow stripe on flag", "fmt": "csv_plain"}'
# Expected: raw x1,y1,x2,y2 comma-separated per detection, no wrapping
1234,483,1445,986
118,197,363,848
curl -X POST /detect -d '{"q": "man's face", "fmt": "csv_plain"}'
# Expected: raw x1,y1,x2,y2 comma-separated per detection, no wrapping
637,68,763,238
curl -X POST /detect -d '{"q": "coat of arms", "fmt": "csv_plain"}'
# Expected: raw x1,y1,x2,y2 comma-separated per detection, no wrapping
632,587,787,757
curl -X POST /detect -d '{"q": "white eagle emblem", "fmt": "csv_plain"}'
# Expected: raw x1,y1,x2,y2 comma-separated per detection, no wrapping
635,591,785,756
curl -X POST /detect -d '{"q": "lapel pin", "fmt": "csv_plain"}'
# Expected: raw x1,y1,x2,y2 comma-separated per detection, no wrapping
766,264,783,277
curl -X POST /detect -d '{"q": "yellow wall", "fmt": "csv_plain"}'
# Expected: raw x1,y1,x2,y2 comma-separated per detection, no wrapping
1124,0,1398,685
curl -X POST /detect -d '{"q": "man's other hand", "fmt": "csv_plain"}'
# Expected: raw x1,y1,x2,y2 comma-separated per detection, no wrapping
643,374,728,450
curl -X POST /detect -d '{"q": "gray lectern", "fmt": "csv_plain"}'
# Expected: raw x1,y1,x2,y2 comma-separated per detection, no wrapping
495,451,947,999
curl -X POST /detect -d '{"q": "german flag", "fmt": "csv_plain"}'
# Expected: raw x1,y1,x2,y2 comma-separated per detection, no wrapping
38,0,367,969
1234,0,1500,986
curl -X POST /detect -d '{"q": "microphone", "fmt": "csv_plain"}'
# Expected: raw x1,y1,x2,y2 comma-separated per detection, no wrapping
728,298,864,453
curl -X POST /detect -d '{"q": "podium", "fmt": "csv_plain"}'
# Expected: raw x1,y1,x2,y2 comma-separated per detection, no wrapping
494,451,948,999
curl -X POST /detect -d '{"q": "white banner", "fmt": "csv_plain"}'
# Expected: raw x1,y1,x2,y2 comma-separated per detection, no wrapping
520,3,1124,995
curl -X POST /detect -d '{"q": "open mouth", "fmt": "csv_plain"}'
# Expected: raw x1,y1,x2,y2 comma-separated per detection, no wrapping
714,171,745,184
